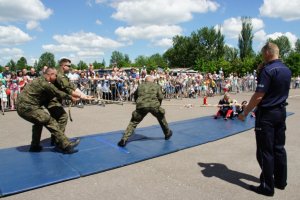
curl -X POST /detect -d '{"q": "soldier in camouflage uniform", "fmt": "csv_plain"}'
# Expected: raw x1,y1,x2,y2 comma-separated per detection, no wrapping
47,58,92,145
16,67,80,154
118,76,173,147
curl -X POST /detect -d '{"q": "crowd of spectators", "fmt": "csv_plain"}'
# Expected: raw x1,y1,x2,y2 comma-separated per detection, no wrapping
1,64,299,114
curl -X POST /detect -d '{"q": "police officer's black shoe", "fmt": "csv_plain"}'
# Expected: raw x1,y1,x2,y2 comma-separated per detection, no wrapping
29,145,43,152
275,183,286,190
118,139,127,147
165,130,173,140
249,185,274,196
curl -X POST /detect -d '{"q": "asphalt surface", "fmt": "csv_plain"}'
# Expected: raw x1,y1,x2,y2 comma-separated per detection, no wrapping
0,89,299,200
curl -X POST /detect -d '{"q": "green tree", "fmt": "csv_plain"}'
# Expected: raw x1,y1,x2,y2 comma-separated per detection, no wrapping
285,52,300,76
195,59,218,73
37,52,56,71
295,39,300,53
192,27,225,61
92,61,105,69
241,56,256,75
164,35,191,68
16,57,27,71
122,54,131,68
77,60,88,70
110,51,125,68
224,45,239,62
134,55,148,68
217,59,232,77
33,60,38,69
164,27,225,69
6,59,17,72
101,59,106,68
238,17,254,60
268,36,291,59
149,53,168,69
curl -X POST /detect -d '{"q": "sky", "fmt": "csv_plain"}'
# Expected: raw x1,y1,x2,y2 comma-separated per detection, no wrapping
0,0,300,66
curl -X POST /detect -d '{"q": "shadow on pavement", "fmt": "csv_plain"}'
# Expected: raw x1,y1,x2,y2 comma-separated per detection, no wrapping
198,162,259,190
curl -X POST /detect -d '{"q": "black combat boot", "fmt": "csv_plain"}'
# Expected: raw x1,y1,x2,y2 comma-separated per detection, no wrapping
29,145,43,152
117,139,127,147
56,138,80,154
165,130,173,140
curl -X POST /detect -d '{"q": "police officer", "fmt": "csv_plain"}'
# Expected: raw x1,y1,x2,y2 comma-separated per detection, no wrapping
16,67,80,154
118,76,173,147
239,42,291,196
48,58,93,145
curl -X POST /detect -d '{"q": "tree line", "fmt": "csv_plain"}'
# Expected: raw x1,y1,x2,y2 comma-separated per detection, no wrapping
1,17,300,76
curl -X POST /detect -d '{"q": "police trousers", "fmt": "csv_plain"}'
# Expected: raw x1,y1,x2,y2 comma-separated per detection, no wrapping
122,107,170,141
255,106,287,193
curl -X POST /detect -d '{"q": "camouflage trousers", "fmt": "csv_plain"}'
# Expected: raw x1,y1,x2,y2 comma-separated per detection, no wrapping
122,107,171,141
17,106,70,149
48,105,69,143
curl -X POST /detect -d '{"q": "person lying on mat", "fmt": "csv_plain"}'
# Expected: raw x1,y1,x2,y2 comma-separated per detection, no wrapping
117,75,173,147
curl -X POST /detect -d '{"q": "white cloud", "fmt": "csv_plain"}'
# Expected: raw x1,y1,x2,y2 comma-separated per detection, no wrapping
254,30,298,48
115,25,182,41
259,0,300,21
42,31,124,62
111,0,219,26
153,38,173,48
42,44,80,52
268,32,298,48
252,18,264,30
0,26,33,45
254,29,267,42
0,48,24,63
29,57,39,66
219,17,265,39
26,21,42,31
0,0,52,23
77,50,104,57
95,0,106,3
52,32,123,49
96,19,102,25
86,0,93,7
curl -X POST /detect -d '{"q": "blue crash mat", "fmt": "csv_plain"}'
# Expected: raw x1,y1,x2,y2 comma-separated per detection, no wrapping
0,147,80,197
0,113,293,197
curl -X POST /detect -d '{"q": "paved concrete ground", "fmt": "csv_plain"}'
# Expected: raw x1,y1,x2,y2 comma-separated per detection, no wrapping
1,89,299,200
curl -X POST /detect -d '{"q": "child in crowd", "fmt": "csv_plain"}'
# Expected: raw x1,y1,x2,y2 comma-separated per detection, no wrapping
0,82,8,115
9,73,19,110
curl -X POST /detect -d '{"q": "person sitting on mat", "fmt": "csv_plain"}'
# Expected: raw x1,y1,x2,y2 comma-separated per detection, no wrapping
232,100,248,117
214,93,234,120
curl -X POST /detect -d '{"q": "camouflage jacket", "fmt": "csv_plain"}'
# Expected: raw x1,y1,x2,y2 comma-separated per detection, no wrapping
54,69,76,95
17,76,72,111
134,82,163,109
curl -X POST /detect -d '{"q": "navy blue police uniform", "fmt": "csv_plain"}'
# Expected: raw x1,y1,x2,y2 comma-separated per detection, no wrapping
255,59,291,194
